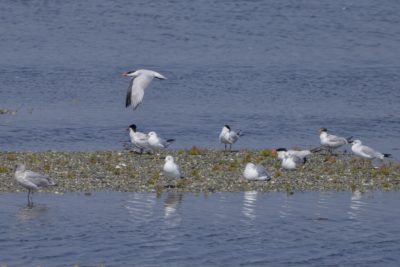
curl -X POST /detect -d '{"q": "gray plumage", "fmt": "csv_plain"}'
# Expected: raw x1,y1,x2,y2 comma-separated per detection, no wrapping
14,163,56,207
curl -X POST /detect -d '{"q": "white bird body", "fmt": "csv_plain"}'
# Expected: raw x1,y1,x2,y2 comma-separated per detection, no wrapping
281,154,302,170
243,163,271,181
123,69,166,110
163,156,183,179
219,125,242,151
319,128,351,150
148,131,175,151
276,149,311,161
14,164,56,206
128,124,150,153
351,140,390,160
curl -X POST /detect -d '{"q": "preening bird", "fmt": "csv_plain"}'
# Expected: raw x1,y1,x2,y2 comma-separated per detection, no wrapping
122,69,166,110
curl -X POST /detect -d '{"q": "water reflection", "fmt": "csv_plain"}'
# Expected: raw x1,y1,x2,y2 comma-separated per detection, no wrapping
124,193,156,224
16,205,49,222
242,191,257,220
348,190,364,220
279,193,293,219
164,193,183,227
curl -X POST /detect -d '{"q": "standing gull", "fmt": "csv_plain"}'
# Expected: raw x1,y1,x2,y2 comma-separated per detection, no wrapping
319,128,352,154
350,139,391,160
14,163,56,207
163,155,184,179
243,163,271,181
128,124,150,154
148,131,175,151
219,125,243,151
122,69,166,110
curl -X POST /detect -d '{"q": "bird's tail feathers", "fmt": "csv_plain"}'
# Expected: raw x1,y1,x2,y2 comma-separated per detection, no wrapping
237,130,244,137
346,136,353,143
166,139,175,144
384,153,392,158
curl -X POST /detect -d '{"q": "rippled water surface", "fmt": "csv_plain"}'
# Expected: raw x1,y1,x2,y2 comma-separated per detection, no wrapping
1,191,400,266
0,0,399,156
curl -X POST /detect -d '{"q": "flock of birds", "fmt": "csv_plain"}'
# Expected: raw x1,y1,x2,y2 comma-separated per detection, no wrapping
13,69,392,207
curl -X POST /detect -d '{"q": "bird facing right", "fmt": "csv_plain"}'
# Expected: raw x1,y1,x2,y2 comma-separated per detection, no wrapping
14,163,56,207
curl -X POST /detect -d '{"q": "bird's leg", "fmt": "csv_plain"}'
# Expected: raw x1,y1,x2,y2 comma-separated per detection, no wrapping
27,189,30,207
229,144,232,151
224,144,227,152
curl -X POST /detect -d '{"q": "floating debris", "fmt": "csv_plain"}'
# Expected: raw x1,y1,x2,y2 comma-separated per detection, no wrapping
0,108,17,115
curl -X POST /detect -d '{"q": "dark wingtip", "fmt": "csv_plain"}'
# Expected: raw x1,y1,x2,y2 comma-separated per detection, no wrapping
167,139,175,143
384,154,392,158
276,148,287,152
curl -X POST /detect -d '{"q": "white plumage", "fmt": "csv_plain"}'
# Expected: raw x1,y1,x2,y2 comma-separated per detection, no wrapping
163,155,183,179
351,139,391,160
123,69,166,110
319,128,352,153
128,124,150,153
148,131,175,151
14,163,56,207
243,163,271,181
219,125,243,151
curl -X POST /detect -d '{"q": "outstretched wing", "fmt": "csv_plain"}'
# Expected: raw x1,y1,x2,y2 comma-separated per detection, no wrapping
126,74,154,110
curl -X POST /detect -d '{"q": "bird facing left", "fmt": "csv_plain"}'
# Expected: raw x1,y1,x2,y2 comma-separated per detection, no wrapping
14,163,57,207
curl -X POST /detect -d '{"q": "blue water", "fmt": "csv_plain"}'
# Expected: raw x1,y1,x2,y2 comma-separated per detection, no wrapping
1,191,399,266
0,0,399,156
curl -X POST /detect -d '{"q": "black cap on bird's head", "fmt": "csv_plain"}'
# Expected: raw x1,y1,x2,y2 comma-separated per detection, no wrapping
275,148,288,152
128,124,137,131
319,127,328,133
224,125,231,130
122,70,136,77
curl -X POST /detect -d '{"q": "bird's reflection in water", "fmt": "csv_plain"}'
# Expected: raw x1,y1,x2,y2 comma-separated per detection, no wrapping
279,193,293,219
164,193,183,227
348,190,364,220
125,193,156,224
242,191,257,220
16,204,49,222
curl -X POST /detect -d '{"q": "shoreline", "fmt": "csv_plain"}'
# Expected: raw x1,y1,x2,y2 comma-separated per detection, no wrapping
1,149,399,193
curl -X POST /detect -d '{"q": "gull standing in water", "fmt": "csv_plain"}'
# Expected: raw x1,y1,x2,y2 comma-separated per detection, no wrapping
219,125,243,151
319,128,352,154
14,163,56,207
148,131,175,151
128,124,150,154
163,155,184,179
122,69,166,110
350,139,391,160
243,163,271,181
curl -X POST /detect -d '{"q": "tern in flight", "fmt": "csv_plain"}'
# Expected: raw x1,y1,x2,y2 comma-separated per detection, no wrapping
122,69,166,110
